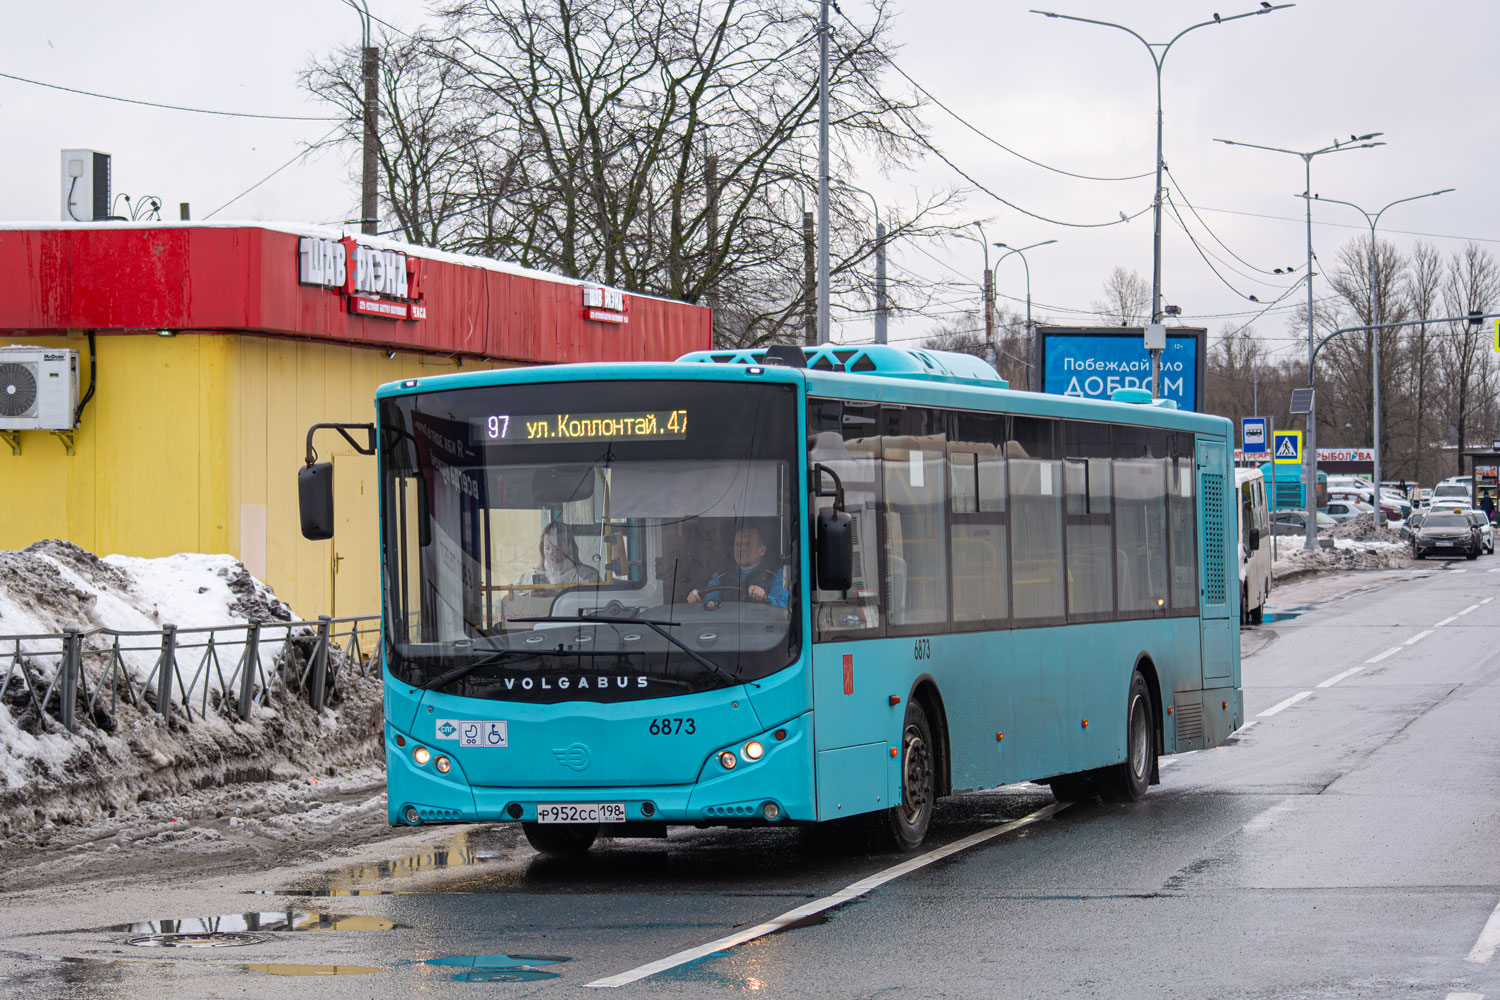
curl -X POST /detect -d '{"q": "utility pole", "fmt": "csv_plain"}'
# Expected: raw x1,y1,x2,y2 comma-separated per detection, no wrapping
874,218,887,344
816,0,831,344
361,44,380,235
803,211,817,346
983,269,995,357
705,155,720,322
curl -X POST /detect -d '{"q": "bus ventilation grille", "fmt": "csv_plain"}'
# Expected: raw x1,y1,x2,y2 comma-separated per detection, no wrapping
703,803,760,818
1201,472,1226,604
1174,701,1203,743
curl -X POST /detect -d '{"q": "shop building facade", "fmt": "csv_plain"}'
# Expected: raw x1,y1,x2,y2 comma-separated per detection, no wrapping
0,224,711,617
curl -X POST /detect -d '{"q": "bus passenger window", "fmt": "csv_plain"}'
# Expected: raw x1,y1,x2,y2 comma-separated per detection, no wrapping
809,407,882,638
882,410,948,627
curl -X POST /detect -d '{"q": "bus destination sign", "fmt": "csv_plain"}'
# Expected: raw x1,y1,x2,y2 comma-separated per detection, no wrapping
478,409,689,444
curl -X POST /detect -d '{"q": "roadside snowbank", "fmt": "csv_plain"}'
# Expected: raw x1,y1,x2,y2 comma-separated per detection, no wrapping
0,540,382,838
1270,513,1412,578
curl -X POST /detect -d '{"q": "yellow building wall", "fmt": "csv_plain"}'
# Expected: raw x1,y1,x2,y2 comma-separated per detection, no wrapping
2,331,510,620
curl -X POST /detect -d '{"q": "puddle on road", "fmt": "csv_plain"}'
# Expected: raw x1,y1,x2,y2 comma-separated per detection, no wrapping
239,962,384,976
417,954,570,983
100,911,402,936
1260,606,1306,623
249,830,502,897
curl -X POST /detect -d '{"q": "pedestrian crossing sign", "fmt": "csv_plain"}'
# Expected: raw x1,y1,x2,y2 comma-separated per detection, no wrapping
1273,430,1302,464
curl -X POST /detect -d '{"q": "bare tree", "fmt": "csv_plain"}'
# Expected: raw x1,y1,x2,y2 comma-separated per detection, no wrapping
1205,324,1266,420
1400,240,1444,484
303,31,492,247
1092,267,1149,326
304,0,970,347
1438,243,1500,475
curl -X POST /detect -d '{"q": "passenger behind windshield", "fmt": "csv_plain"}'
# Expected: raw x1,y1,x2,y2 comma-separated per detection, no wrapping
687,526,789,607
513,521,601,592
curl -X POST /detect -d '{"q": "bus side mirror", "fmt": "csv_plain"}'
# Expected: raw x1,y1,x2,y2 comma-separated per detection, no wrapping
299,462,335,540
815,508,854,591
1248,527,1261,550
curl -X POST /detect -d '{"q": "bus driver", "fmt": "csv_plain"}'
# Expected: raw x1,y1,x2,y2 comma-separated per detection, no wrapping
686,526,788,607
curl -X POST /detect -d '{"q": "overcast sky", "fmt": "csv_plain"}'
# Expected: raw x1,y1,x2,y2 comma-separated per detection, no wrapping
3,0,1496,364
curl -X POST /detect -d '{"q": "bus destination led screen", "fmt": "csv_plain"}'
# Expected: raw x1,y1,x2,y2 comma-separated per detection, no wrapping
477,409,689,444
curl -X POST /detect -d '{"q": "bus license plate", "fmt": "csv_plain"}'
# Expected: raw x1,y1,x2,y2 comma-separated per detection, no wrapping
535,802,626,824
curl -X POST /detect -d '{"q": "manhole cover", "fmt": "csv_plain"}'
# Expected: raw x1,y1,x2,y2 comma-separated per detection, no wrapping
125,932,267,948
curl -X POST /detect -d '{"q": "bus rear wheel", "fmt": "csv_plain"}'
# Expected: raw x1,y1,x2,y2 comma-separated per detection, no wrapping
1102,671,1155,802
522,822,599,856
874,700,935,851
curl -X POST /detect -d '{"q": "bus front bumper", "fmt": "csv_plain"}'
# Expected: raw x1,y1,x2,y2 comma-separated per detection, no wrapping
387,712,815,827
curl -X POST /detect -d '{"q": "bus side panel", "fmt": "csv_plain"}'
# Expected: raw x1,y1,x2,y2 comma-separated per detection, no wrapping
1198,438,1235,689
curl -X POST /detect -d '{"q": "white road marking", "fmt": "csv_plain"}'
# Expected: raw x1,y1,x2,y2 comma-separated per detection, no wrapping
1258,691,1313,717
1445,993,1484,1000
1405,629,1434,645
1458,604,1482,616
1242,799,1296,833
1468,899,1500,964
1435,616,1459,627
1316,667,1363,688
1366,647,1401,664
1449,569,1469,574
1483,597,1495,604
584,802,1063,988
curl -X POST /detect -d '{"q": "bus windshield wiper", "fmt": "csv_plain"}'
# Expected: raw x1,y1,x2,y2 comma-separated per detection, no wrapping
420,649,536,691
509,615,740,685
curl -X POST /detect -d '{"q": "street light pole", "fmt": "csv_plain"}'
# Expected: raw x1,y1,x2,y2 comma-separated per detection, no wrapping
1033,4,1292,399
817,0,831,344
994,240,1058,391
1215,134,1385,549
1305,188,1455,525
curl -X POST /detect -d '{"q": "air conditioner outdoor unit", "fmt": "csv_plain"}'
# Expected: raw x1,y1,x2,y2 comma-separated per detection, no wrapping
0,347,80,431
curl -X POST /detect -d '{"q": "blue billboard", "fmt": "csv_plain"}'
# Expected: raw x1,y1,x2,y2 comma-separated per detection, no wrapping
1036,326,1206,412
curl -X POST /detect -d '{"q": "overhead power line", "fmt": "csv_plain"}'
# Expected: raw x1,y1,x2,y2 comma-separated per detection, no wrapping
0,69,349,121
203,123,347,219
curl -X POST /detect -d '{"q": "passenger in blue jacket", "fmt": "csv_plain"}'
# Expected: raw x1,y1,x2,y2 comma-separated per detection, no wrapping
686,526,788,607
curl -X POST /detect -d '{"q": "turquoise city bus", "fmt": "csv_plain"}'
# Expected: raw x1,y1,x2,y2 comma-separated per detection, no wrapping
298,344,1242,854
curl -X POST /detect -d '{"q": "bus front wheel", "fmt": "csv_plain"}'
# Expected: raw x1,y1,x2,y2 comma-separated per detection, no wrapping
522,822,599,856
1102,672,1155,802
876,700,936,851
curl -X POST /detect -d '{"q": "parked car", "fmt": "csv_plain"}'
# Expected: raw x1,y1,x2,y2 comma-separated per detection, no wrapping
1270,509,1336,548
1467,509,1495,553
1411,511,1481,560
1429,482,1473,504
1326,499,1375,523
1399,510,1426,541
1379,489,1412,520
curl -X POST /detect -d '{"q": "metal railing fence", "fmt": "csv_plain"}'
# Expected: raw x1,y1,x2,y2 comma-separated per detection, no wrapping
0,615,381,734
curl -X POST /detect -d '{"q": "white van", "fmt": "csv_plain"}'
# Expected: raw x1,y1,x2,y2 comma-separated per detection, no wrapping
1235,467,1272,625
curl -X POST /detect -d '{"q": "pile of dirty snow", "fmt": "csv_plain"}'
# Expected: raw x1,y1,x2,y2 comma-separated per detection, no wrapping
0,540,382,838
1269,519,1412,578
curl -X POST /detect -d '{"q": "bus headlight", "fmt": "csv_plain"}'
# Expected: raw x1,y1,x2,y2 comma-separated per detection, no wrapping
413,746,431,766
435,755,451,773
742,740,764,761
718,751,738,770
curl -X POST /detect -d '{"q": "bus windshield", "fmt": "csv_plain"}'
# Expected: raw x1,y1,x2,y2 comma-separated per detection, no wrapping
378,379,801,701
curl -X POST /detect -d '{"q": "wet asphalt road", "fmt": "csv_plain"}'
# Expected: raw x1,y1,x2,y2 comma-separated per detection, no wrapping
4,559,1500,998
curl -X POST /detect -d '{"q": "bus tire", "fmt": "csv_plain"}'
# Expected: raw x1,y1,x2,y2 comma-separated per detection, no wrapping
522,822,599,856
878,700,936,851
1102,671,1155,802
1248,602,1264,626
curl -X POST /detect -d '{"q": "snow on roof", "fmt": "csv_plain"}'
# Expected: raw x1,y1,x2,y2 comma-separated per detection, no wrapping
0,220,684,305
